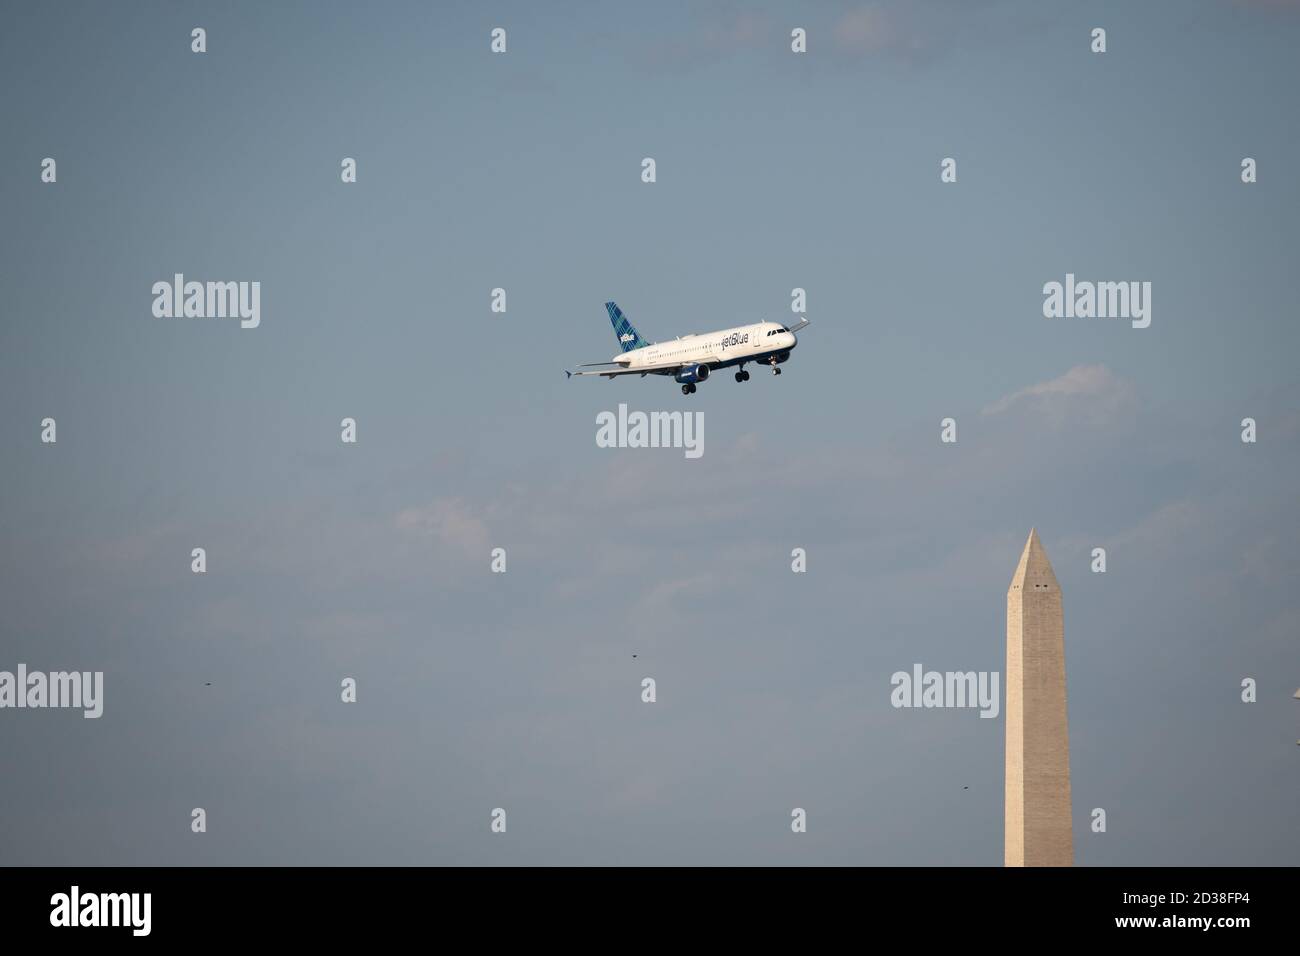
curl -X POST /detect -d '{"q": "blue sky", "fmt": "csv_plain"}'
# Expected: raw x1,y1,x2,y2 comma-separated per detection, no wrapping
1,0,1297,864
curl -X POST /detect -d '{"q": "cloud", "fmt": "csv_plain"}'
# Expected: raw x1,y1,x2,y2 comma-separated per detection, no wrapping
981,364,1134,426
833,5,899,53
719,11,770,48
640,10,773,70
826,1,1063,65
1109,499,1205,556
394,497,491,560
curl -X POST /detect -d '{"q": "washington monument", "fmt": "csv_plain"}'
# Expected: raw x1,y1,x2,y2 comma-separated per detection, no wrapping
1004,529,1074,867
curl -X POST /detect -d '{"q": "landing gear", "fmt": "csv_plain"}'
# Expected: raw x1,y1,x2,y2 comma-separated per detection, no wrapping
681,383,696,395
734,370,750,382
773,367,782,376
768,356,782,375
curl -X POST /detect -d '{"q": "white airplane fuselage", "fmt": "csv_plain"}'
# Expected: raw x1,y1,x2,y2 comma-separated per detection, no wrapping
612,322,797,373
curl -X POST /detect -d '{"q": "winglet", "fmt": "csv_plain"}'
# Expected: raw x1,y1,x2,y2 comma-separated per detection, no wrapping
564,370,572,379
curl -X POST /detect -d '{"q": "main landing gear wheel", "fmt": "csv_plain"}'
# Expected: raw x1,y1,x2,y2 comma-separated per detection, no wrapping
682,383,696,395
735,370,750,382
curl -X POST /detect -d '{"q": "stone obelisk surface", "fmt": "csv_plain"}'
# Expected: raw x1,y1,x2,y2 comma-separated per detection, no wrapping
1005,529,1073,867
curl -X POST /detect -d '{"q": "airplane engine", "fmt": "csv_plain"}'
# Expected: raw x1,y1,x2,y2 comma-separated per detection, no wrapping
675,363,710,384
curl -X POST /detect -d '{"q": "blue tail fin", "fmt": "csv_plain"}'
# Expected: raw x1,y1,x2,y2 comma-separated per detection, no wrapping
606,301,648,352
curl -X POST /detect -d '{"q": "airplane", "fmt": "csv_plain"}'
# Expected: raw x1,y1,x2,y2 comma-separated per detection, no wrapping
566,302,809,395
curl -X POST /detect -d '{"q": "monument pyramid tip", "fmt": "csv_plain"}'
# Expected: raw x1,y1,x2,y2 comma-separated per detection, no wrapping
1011,528,1058,590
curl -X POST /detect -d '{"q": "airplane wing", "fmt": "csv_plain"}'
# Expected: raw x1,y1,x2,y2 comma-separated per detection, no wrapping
788,317,810,333
566,361,686,379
